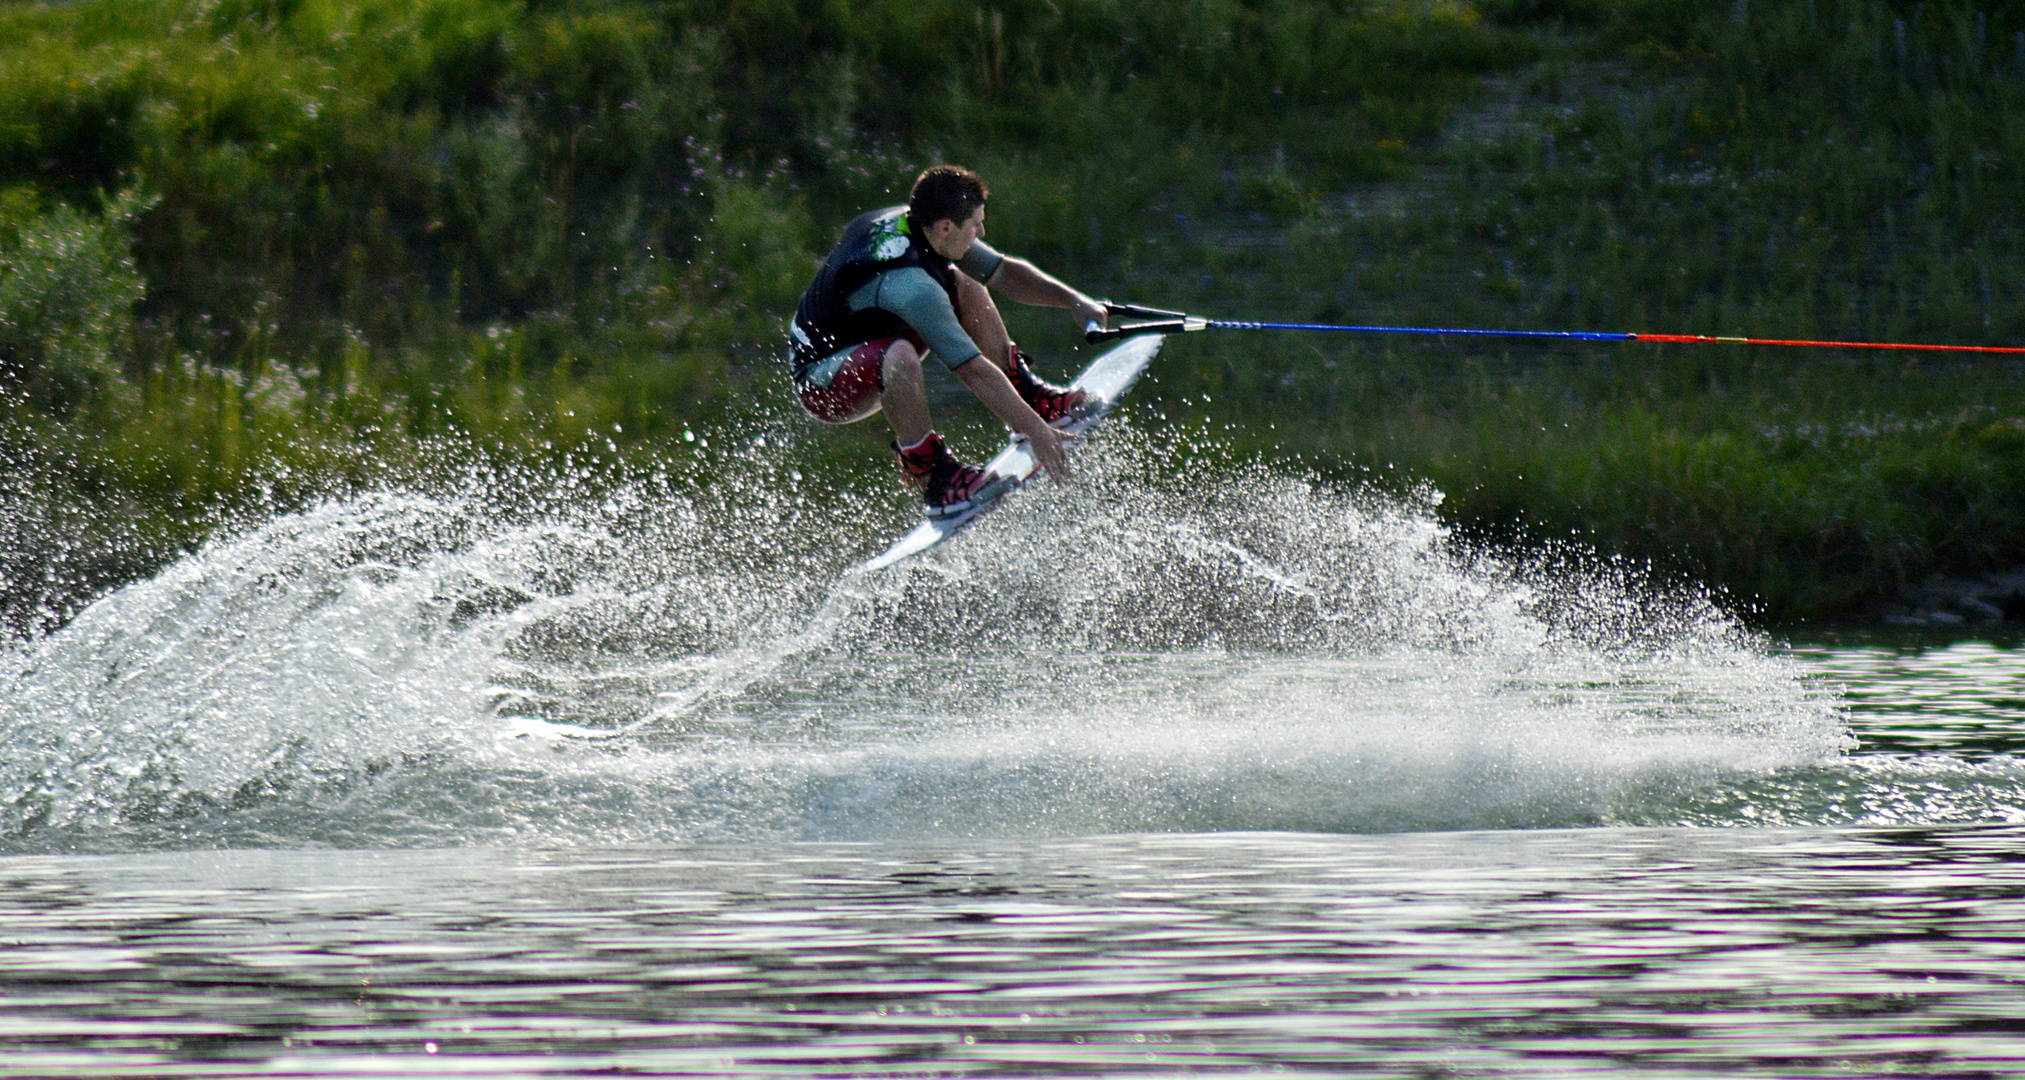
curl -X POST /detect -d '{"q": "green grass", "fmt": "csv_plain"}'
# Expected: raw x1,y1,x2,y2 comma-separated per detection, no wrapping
1,0,1521,630
1088,0,2025,623
5,0,2025,628
1149,335,2025,621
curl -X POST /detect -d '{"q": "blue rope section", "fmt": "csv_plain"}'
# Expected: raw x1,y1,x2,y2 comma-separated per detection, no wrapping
1206,320,1636,343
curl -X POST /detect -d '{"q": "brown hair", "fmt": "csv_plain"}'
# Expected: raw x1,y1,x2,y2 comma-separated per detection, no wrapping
908,165,989,232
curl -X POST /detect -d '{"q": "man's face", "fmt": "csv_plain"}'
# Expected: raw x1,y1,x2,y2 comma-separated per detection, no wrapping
927,205,986,261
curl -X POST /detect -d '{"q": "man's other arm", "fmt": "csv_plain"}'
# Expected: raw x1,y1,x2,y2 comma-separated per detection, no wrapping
984,257,1107,330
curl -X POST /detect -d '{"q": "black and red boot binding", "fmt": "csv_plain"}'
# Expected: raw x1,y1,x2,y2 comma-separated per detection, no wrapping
894,431,1014,520
1006,347,1088,427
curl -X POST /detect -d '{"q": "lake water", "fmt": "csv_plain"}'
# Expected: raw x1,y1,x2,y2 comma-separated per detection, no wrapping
3,434,2023,1075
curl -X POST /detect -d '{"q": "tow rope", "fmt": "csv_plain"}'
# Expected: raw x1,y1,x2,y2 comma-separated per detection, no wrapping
1086,302,2025,355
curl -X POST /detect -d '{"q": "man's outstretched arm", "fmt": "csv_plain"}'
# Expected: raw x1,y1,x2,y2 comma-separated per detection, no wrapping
986,257,1107,330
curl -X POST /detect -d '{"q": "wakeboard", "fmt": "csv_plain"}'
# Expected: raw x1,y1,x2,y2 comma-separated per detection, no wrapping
853,333,1165,572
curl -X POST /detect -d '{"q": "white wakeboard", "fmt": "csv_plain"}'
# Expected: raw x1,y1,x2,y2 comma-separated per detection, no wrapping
853,333,1165,572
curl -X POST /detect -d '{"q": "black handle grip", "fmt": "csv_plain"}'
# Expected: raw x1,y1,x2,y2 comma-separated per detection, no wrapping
1102,300,1189,321
1086,318,1190,343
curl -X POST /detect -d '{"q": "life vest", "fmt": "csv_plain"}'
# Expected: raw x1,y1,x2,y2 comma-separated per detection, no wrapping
789,207,960,373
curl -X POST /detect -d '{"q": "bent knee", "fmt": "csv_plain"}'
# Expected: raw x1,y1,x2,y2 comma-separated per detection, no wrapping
882,338,924,376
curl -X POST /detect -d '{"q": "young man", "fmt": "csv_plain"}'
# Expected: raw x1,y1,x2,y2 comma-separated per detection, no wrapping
787,165,1109,519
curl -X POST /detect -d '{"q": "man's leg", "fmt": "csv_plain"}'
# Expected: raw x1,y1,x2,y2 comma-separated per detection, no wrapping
955,271,1016,373
882,336,1007,516
956,268,1086,424
880,337,934,447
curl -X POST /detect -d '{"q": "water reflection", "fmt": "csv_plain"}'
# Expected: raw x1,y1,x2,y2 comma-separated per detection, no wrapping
3,829,2023,1077
1790,631,2025,758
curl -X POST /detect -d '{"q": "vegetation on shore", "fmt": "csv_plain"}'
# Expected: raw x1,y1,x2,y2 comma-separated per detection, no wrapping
1154,0,2025,621
4,0,2025,627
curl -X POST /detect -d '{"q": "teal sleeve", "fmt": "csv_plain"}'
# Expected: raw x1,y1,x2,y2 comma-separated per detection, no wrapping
847,268,984,370
956,240,1005,283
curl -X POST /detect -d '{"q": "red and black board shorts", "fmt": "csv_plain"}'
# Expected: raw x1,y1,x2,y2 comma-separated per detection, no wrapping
794,333,924,424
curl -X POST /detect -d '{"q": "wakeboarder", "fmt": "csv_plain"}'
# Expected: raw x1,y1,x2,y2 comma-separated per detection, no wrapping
787,165,1108,518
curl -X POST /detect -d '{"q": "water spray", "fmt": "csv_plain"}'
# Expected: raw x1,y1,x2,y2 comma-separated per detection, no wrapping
1086,301,2025,355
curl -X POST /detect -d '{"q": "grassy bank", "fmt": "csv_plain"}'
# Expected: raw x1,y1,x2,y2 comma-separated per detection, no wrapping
1103,0,2025,622
5,0,2025,627
1,0,1523,630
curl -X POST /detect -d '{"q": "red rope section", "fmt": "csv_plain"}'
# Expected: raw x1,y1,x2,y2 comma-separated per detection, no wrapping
1631,333,2025,354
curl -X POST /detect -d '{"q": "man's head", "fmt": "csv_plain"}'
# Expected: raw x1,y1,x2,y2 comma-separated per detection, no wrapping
909,165,989,260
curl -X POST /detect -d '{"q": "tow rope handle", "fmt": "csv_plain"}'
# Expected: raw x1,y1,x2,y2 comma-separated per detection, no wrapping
1086,301,1207,343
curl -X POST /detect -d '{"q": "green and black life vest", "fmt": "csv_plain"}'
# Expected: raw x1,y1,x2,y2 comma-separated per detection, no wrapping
789,207,960,373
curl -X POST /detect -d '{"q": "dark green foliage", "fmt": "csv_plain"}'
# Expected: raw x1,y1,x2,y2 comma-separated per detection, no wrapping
0,0,1512,372
1116,0,2025,622
0,0,1513,629
1475,0,1613,28
0,0,719,358
3,0,2025,627
0,187,149,415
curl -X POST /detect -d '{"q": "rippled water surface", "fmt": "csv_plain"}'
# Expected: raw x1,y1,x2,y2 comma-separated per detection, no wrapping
3,420,2024,1074
3,829,2023,1077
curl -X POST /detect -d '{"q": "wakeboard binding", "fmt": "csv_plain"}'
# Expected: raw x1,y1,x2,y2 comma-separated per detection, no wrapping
894,431,1015,520
1008,348,1092,427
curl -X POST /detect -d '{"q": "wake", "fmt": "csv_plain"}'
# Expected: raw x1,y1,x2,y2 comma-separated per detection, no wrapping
0,422,1861,850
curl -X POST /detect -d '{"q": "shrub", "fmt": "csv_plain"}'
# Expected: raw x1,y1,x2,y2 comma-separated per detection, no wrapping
0,188,149,416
